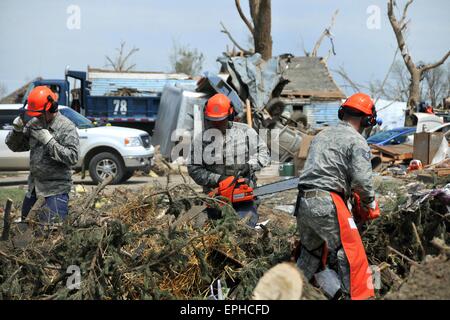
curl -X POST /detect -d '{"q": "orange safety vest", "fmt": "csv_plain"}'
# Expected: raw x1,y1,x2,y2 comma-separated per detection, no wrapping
330,192,375,300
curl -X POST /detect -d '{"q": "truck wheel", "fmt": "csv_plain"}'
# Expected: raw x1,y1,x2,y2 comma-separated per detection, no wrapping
88,152,125,185
120,170,135,183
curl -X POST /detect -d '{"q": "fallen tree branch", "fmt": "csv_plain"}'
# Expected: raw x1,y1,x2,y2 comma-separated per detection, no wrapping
411,222,425,259
69,175,114,224
431,237,450,256
387,246,420,267
0,249,60,270
83,175,114,210
1,198,13,241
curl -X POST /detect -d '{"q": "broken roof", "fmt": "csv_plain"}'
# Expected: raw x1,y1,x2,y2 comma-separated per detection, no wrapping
281,57,345,101
0,77,42,104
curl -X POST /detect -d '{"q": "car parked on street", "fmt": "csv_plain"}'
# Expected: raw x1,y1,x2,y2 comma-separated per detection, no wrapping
0,104,154,184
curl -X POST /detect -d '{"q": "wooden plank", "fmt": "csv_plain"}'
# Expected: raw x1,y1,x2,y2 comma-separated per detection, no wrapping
436,168,450,177
372,144,413,160
295,135,315,172
246,99,253,128
394,153,413,160
381,156,394,163
379,151,409,161
1,199,13,241
298,135,315,159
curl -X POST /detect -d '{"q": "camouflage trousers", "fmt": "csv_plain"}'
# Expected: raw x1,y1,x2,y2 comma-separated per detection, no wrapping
295,191,350,295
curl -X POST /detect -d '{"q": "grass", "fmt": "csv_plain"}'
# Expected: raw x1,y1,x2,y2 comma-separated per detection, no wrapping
0,187,26,209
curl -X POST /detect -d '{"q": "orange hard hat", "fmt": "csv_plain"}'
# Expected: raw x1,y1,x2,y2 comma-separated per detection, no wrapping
341,93,374,116
204,93,233,121
26,86,57,117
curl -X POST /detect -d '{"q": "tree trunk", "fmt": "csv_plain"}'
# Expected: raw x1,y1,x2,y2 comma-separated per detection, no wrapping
249,0,272,60
408,69,422,111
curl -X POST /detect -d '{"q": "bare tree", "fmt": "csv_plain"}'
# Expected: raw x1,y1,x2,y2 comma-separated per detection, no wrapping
0,82,7,99
105,41,139,71
169,41,205,76
332,66,366,94
220,22,254,56
221,0,272,60
423,62,449,107
387,0,450,112
335,59,449,110
369,60,412,102
311,9,339,62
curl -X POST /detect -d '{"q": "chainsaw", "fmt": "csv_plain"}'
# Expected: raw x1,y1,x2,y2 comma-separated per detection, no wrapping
207,171,259,226
245,156,381,198
208,174,255,205
208,173,300,205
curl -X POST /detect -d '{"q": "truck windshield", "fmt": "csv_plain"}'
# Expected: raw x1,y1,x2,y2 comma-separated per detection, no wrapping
60,108,94,129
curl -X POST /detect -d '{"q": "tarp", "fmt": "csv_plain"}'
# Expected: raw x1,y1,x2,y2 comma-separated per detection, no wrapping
374,99,407,130
217,54,283,111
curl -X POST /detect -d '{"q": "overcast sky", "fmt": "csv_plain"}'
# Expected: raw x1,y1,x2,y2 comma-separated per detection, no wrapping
1,0,449,95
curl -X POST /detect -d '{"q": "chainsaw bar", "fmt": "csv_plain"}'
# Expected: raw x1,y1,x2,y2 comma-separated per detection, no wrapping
253,177,300,197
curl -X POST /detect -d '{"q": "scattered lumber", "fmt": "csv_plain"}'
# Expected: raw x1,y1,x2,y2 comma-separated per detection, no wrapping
371,144,414,165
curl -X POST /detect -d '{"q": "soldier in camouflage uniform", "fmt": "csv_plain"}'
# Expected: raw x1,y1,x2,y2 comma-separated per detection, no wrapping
5,86,79,223
295,93,381,299
188,94,270,225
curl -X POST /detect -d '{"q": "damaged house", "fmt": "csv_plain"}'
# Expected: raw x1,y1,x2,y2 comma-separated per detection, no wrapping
279,56,346,128
0,78,42,104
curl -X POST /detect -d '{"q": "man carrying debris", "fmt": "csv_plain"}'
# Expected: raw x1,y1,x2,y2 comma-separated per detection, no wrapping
188,93,270,226
295,93,381,300
5,86,79,223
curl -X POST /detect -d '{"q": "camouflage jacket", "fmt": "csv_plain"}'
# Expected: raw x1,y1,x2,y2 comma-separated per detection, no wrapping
5,113,80,197
298,121,375,207
187,121,270,192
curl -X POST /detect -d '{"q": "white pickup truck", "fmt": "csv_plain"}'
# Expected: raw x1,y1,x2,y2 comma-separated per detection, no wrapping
0,104,154,184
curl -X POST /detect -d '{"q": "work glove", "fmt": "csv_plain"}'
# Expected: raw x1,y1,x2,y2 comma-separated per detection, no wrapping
30,128,54,145
23,117,44,135
352,193,380,222
367,200,381,220
12,116,25,132
352,192,364,222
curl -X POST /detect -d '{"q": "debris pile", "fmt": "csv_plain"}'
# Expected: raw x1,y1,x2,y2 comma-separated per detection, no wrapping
363,178,450,298
1,173,449,300
0,181,303,300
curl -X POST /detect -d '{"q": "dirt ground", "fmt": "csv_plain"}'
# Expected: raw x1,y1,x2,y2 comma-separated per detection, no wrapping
385,256,450,300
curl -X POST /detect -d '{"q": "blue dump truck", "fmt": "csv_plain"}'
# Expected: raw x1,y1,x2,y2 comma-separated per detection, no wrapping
26,68,197,133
